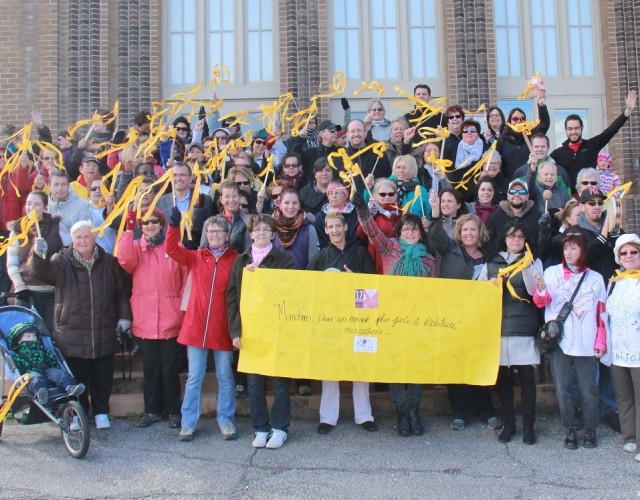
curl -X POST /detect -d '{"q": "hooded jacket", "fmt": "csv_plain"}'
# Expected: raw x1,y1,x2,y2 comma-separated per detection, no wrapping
486,200,541,255
47,190,92,230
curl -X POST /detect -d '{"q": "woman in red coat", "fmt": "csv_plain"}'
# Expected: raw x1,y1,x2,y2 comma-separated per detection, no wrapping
117,208,188,429
165,208,238,442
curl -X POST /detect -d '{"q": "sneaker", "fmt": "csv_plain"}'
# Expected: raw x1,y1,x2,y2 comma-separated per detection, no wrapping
635,453,640,463
65,384,85,397
623,442,638,453
487,416,502,430
298,384,312,396
36,387,48,405
220,422,237,440
137,413,162,428
450,418,465,431
564,429,578,450
266,429,288,449
168,414,181,429
583,428,597,449
252,431,269,448
69,416,81,432
95,414,111,429
235,384,248,399
178,428,194,441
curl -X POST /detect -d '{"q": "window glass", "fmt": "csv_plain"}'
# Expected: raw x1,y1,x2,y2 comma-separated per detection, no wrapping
494,0,522,77
409,0,437,78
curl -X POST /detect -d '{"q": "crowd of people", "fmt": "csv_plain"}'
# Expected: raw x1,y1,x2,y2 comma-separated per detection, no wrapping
1,84,639,460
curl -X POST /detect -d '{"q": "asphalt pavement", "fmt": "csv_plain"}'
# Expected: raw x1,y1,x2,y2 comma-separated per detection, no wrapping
0,414,638,499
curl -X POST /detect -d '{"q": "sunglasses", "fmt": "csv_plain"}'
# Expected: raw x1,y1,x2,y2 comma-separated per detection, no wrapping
235,180,251,186
585,200,604,206
447,114,462,119
271,192,281,199
370,108,383,112
254,139,266,145
506,233,525,240
141,219,161,226
176,127,189,132
462,129,478,134
510,116,525,123
508,188,527,195
325,128,337,133
581,181,598,186
378,191,396,197
283,163,300,168
90,186,101,192
619,250,640,257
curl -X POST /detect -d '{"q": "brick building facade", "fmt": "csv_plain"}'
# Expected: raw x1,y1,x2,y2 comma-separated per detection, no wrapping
0,0,638,228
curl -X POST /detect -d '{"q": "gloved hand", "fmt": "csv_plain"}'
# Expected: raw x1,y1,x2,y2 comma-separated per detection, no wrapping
125,210,136,231
16,289,31,302
351,191,366,210
341,97,350,110
169,206,181,228
33,237,48,259
117,319,132,332
538,211,551,228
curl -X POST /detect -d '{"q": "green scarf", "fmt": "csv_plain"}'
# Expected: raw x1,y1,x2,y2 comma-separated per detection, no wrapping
391,240,429,277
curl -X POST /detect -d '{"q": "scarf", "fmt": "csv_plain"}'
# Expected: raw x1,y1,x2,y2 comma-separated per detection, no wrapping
251,243,272,267
282,170,305,189
72,246,99,272
371,118,390,127
455,137,484,169
273,208,305,248
144,232,165,249
391,241,429,277
208,242,229,260
306,129,319,149
396,178,419,203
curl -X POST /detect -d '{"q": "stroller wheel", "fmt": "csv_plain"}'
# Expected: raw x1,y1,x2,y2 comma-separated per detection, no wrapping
60,400,90,459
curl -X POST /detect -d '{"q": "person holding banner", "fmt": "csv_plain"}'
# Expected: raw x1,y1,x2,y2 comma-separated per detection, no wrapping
7,190,64,330
479,222,543,444
308,209,377,434
227,214,297,450
166,210,239,442
354,190,435,436
533,227,607,450
428,191,500,432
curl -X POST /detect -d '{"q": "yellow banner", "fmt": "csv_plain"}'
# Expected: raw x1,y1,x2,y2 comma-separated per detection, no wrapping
238,269,502,385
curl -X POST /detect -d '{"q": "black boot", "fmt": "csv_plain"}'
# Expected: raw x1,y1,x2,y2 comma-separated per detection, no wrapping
498,418,515,443
522,421,536,445
396,405,411,437
564,429,578,450
408,404,425,436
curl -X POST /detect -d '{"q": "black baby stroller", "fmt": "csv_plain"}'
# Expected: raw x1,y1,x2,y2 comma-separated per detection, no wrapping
0,294,90,458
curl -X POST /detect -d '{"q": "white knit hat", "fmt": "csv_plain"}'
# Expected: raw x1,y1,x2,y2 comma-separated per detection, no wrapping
614,234,640,265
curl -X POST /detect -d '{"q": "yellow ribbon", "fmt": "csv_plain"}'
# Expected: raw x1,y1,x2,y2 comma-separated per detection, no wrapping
451,141,498,191
0,210,39,257
210,63,231,86
401,185,424,216
507,119,540,136
606,181,632,200
517,72,543,100
353,80,385,96
314,71,347,99
496,244,534,302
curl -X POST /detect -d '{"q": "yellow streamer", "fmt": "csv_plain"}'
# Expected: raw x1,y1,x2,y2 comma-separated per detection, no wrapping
606,181,632,200
496,244,534,302
517,72,543,100
314,71,347,99
451,141,498,191
0,210,39,257
353,80,385,97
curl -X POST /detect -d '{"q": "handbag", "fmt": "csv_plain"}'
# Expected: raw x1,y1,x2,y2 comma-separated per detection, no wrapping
537,271,588,354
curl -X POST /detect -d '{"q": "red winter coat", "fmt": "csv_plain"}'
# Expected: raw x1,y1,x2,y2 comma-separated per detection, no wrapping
356,204,401,274
1,166,34,231
117,231,188,340
165,224,237,351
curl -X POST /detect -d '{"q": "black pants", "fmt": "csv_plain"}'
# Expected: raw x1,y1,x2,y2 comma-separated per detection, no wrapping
66,355,114,416
448,384,496,422
497,365,536,425
138,337,181,416
233,349,247,387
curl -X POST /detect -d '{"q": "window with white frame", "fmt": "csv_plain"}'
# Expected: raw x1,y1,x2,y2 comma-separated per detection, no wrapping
164,0,276,92
331,0,439,82
494,0,522,77
567,0,595,76
530,0,558,76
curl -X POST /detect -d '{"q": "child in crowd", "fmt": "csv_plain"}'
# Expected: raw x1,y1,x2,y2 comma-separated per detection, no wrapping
596,152,622,195
8,322,85,404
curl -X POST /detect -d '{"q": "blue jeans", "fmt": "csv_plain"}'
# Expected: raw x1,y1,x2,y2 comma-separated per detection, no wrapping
28,367,75,393
389,383,423,407
247,374,291,433
180,347,235,430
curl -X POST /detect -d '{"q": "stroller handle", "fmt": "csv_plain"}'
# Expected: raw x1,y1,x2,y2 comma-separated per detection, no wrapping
0,292,20,299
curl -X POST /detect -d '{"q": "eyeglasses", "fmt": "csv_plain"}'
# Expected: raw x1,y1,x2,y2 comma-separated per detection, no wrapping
508,188,527,195
235,180,251,186
42,156,54,161
141,219,161,226
462,129,478,134
585,200,604,206
619,250,640,257
506,234,526,240
377,191,396,198
447,114,462,119
90,186,101,192
175,127,188,132
401,226,420,233
206,229,227,235
254,139,266,145
488,112,501,118
370,108,383,112
283,163,299,169
581,181,598,186
510,116,525,123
